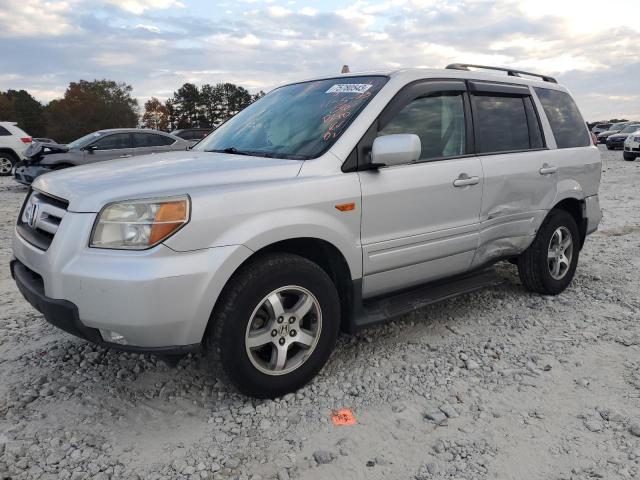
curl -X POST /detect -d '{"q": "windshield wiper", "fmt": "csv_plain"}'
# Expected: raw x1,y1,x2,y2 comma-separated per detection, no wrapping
206,147,253,156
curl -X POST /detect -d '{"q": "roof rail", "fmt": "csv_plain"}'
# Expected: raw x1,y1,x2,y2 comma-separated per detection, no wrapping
445,63,557,84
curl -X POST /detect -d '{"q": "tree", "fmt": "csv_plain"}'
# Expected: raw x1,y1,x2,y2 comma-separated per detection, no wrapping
44,80,138,143
198,83,254,127
0,89,45,137
170,83,202,129
142,97,169,131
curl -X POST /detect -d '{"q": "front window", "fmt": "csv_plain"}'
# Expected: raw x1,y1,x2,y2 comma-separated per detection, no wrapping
194,76,388,160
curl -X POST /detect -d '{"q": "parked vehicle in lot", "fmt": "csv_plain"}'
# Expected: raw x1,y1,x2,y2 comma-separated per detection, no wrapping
33,137,56,144
0,121,32,176
170,128,213,146
597,121,633,144
606,123,640,150
624,128,640,161
13,128,190,185
11,64,601,398
591,123,611,135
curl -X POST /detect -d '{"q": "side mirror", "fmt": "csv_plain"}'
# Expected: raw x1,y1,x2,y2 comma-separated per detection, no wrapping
85,145,97,153
370,134,421,168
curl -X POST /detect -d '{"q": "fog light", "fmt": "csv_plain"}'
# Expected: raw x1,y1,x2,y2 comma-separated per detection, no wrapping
100,329,128,345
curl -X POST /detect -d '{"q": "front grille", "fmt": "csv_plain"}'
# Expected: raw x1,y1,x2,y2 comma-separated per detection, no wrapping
16,189,69,250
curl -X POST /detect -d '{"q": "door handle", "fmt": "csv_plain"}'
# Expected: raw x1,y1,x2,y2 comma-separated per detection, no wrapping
539,164,558,175
453,174,480,187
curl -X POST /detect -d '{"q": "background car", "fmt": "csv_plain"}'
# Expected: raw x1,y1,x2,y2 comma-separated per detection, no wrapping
33,137,57,144
13,128,190,185
597,121,633,144
606,123,640,150
624,128,640,161
170,128,213,146
591,123,612,135
0,121,32,176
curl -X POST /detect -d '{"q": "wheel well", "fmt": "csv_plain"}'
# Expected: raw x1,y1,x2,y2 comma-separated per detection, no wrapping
552,198,587,248
0,148,19,162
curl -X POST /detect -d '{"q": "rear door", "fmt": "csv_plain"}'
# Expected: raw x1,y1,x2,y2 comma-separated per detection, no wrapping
358,80,483,298
470,81,555,267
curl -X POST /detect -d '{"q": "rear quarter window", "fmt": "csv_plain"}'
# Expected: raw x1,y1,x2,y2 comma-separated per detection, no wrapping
0,126,11,136
534,88,590,149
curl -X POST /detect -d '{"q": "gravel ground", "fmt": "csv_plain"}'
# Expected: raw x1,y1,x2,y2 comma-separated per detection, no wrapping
1,147,639,480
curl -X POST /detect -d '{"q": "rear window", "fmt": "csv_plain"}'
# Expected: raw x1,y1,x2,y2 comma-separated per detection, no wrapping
472,95,531,153
534,88,590,149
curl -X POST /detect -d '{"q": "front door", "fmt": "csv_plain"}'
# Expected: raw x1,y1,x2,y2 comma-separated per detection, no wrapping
358,81,483,298
86,132,134,163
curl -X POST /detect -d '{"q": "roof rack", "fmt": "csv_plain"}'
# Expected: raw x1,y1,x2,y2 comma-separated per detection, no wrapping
445,63,557,84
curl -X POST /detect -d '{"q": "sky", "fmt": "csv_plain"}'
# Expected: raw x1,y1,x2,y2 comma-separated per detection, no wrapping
0,0,638,121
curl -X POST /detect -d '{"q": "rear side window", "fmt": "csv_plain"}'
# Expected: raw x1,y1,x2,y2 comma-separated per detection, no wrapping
533,88,590,149
0,126,10,136
472,95,531,153
378,92,466,160
133,133,174,147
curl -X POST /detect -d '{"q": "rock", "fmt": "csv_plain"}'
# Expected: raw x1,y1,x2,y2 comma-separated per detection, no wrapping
424,411,447,423
629,423,640,437
439,404,459,419
313,450,336,465
584,420,603,432
465,359,480,370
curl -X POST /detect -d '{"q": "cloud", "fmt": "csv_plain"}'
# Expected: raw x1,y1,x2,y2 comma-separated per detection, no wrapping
0,0,638,120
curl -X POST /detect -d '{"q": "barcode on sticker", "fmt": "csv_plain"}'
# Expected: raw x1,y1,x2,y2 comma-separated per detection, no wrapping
326,84,372,94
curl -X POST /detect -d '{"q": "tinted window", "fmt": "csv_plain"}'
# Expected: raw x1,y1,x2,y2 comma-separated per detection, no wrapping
132,133,174,147
378,93,466,160
472,95,530,153
93,133,131,150
534,88,590,149
0,126,10,136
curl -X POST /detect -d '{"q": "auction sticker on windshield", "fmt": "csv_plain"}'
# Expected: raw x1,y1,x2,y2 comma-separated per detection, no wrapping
326,84,372,94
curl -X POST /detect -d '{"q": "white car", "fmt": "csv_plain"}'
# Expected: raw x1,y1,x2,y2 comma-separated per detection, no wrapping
0,122,32,175
623,129,640,161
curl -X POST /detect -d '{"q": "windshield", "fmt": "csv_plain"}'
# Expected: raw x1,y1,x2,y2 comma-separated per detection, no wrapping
194,76,388,159
67,131,103,149
610,123,627,130
621,125,640,133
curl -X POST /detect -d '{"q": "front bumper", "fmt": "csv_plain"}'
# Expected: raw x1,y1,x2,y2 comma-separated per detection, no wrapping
12,210,253,350
606,138,626,149
10,259,199,355
13,161,52,185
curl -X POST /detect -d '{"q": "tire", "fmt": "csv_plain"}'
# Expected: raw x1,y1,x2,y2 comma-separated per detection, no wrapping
517,209,580,295
0,153,16,176
206,253,340,398
623,152,636,161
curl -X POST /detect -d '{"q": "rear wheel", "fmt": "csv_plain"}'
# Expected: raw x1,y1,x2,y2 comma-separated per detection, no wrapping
0,154,16,176
623,152,636,161
517,209,580,295
206,253,340,398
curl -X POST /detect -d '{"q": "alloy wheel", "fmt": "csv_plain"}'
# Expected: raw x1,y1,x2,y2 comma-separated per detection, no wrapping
547,226,573,280
244,285,322,376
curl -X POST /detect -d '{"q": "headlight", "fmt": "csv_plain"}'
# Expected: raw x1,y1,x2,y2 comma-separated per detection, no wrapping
90,196,190,250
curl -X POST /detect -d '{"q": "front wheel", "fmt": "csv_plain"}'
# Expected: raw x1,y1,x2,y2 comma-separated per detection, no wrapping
623,152,636,161
517,209,580,295
0,154,16,176
206,253,340,398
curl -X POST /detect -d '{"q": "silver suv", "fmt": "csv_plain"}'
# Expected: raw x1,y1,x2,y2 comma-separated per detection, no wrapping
11,65,601,398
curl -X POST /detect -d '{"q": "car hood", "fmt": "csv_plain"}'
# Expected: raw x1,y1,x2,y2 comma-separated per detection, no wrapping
33,151,303,212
